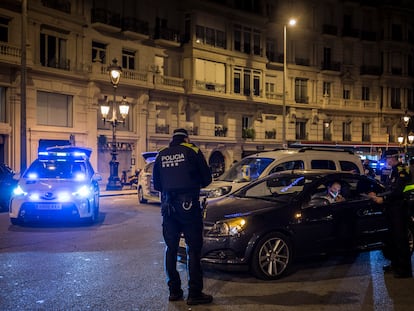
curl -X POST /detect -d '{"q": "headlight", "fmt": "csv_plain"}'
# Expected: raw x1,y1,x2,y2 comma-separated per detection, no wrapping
13,185,27,196
208,217,247,237
73,185,91,198
207,186,232,198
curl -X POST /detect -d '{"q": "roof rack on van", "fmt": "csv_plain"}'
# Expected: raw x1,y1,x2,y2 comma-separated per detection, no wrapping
297,147,355,154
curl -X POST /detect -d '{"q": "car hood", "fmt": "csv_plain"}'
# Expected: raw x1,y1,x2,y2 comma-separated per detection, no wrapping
204,195,286,223
19,179,90,191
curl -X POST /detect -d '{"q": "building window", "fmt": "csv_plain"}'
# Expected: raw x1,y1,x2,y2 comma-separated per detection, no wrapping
92,41,106,63
122,49,135,70
362,86,370,100
195,25,226,48
266,39,276,62
234,68,261,96
0,87,6,123
343,122,351,141
242,115,255,139
40,30,68,70
37,91,73,127
323,121,331,141
233,24,261,55
391,88,401,109
408,88,414,111
0,17,9,42
323,82,331,96
343,87,351,99
295,120,307,140
362,122,370,142
295,78,308,103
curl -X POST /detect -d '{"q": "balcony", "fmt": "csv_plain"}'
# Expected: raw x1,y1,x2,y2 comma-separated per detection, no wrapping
361,30,377,41
360,65,382,76
215,125,228,137
91,8,121,33
362,135,371,142
323,133,332,141
265,130,276,139
343,134,352,141
122,17,149,40
342,28,360,38
42,0,71,13
295,58,310,66
321,61,341,72
41,58,70,71
0,42,21,64
322,24,338,36
155,124,169,134
242,128,255,140
154,28,181,47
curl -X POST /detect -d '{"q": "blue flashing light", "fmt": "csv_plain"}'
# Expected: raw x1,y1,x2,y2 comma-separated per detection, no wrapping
73,185,90,198
28,172,38,180
13,185,27,196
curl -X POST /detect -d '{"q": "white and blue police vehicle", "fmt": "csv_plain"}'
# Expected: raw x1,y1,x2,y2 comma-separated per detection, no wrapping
9,146,102,225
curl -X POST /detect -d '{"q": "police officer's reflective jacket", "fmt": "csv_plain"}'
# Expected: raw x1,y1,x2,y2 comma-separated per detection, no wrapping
383,162,411,201
153,141,212,196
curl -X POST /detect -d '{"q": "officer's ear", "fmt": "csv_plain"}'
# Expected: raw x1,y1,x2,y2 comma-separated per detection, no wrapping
184,137,189,143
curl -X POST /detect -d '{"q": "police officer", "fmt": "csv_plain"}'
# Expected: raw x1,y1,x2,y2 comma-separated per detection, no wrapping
153,128,213,305
370,149,412,278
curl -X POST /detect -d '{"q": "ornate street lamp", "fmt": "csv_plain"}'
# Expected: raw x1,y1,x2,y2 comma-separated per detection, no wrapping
399,112,412,157
282,18,296,148
100,58,129,190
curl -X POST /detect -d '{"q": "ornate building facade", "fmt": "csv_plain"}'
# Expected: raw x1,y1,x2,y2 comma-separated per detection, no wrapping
0,0,413,181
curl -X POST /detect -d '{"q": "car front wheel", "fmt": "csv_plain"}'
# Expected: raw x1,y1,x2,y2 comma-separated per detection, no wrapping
251,232,292,280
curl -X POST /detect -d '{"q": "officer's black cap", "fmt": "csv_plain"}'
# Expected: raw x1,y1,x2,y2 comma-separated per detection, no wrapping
384,149,399,158
173,128,188,138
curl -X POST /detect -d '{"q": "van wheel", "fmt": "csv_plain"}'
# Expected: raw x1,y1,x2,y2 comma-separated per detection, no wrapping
138,187,147,204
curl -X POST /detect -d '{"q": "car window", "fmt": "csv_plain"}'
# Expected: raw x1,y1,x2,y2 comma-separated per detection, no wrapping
25,160,87,179
311,160,336,170
218,157,274,182
269,160,304,173
243,175,309,198
340,161,361,174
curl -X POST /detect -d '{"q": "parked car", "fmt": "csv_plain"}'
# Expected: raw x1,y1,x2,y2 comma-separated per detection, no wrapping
179,171,414,280
0,163,18,212
9,146,102,225
201,147,365,200
137,152,160,203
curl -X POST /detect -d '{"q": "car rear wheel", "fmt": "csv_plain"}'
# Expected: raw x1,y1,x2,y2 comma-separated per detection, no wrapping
251,232,292,280
138,187,147,204
10,218,21,226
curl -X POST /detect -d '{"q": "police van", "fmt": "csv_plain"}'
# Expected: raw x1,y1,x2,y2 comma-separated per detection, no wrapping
201,147,364,200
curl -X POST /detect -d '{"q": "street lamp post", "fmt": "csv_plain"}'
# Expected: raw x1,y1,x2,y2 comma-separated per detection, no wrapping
398,112,413,159
282,18,296,148
100,58,129,190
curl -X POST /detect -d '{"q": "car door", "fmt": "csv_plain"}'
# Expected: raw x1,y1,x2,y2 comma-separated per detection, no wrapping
293,181,340,255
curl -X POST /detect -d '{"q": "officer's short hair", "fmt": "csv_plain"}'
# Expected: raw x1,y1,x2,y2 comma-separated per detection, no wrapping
384,149,399,159
173,128,189,138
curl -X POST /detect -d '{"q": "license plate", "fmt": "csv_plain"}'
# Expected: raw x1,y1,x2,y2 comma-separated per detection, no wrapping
179,237,186,248
36,203,62,210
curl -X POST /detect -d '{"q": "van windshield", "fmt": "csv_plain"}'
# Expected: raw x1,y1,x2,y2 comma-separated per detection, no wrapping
218,157,274,182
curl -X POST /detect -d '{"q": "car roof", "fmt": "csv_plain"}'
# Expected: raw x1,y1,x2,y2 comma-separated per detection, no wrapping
142,151,158,163
39,146,92,160
247,147,357,158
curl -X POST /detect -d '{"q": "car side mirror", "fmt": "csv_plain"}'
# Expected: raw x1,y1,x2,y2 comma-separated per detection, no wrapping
93,173,103,182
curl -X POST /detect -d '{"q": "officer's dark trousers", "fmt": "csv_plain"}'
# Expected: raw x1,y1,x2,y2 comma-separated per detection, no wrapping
162,198,204,296
385,200,412,275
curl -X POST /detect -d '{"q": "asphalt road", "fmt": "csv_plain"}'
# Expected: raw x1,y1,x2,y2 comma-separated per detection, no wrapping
1,194,414,311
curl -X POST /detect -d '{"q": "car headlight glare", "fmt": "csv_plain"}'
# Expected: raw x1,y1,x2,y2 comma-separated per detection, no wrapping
13,185,27,196
73,185,90,198
209,217,247,236
208,186,232,198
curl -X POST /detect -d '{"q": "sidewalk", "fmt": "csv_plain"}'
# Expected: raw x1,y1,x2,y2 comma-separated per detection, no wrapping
99,187,137,197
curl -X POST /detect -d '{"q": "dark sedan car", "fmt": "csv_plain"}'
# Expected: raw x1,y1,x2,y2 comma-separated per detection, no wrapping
179,172,414,280
0,163,17,212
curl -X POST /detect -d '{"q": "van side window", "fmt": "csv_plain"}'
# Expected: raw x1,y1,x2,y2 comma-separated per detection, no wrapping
310,160,336,170
269,160,304,173
339,161,361,174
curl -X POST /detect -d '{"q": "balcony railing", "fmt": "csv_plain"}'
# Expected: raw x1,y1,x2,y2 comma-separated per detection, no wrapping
215,126,227,137
322,24,338,36
362,135,371,142
0,42,21,58
156,124,169,134
295,58,310,66
91,8,121,28
342,28,360,38
42,0,71,13
265,130,276,139
343,134,352,141
361,30,377,41
360,65,382,75
122,17,149,35
321,61,341,71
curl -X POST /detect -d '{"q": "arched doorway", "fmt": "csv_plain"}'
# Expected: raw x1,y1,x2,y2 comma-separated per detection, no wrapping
209,151,225,178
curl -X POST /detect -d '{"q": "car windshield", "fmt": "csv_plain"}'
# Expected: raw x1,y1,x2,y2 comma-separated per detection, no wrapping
217,157,274,182
235,174,317,199
24,160,87,180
